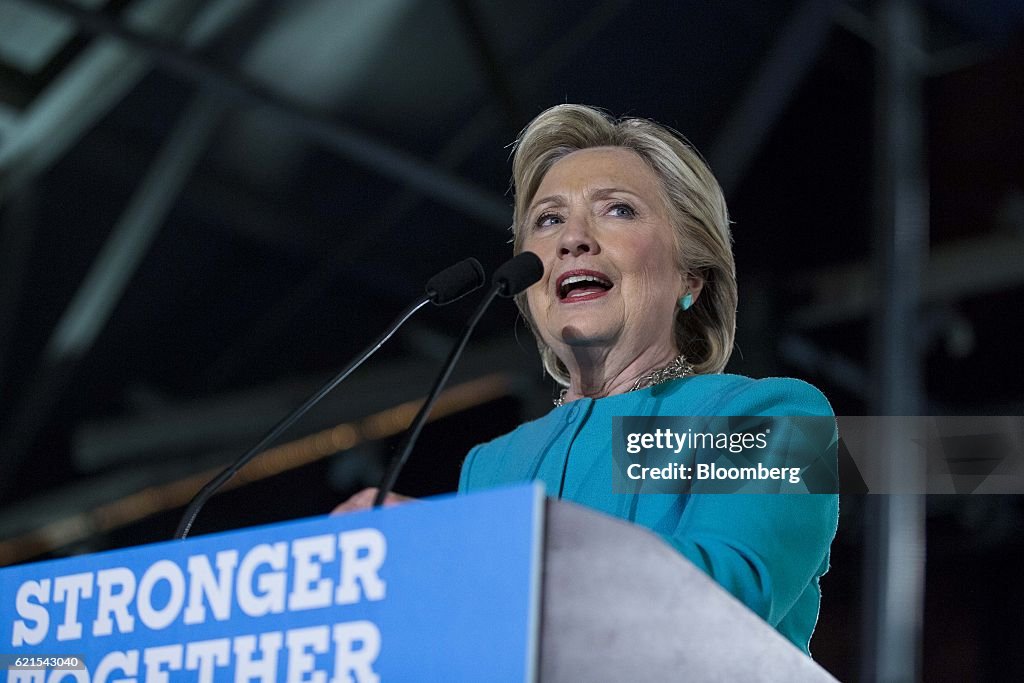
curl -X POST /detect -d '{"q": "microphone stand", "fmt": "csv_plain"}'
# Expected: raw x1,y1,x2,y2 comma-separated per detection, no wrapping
175,297,431,539
373,287,500,506
374,251,542,506
173,258,484,539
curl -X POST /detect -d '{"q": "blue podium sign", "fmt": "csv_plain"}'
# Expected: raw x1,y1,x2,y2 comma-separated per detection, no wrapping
1,484,544,683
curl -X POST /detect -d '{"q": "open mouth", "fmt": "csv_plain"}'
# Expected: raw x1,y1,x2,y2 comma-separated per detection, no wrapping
557,270,613,301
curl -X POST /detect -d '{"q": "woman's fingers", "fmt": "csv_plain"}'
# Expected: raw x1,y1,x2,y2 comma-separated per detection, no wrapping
331,487,376,514
331,487,414,515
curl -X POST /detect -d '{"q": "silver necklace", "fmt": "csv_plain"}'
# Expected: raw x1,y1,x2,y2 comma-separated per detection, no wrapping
553,354,694,407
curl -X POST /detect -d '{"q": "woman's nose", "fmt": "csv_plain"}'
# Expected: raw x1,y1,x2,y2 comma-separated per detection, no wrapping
558,216,599,257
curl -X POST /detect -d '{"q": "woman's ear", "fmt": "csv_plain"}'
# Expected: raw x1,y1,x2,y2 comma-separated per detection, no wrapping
681,271,704,306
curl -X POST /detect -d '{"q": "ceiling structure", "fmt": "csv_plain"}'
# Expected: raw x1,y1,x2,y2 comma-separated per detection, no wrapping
1,2,1023,679
0,0,1021,560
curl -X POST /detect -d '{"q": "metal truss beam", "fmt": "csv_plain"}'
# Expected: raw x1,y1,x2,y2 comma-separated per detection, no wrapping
709,0,842,196
0,0,219,196
0,95,226,500
789,233,1024,329
23,0,510,228
862,1,928,680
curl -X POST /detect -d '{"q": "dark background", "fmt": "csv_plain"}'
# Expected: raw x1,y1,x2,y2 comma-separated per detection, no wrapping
1,1,1022,680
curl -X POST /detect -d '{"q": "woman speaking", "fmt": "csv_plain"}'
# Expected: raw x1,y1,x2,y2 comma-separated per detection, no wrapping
341,104,838,656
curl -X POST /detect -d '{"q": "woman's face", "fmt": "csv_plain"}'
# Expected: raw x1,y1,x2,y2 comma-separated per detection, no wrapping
521,147,699,364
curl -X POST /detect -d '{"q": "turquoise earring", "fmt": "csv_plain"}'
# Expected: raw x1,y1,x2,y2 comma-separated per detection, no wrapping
679,292,693,311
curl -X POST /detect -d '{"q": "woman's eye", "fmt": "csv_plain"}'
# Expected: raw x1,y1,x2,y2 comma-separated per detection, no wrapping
536,213,563,228
609,203,636,218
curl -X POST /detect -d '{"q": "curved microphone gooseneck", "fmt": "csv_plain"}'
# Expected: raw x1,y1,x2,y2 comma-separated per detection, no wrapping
174,258,485,540
373,252,544,506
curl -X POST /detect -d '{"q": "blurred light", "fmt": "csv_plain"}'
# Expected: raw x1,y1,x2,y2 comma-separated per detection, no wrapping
0,373,511,566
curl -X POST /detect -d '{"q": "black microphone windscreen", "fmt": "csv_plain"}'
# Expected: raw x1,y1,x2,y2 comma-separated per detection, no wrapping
493,252,543,297
426,258,486,305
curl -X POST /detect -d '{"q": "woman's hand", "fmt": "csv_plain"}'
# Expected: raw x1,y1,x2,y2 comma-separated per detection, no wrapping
331,487,415,515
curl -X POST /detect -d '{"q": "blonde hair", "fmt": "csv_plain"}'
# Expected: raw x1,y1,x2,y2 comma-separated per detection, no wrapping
510,104,737,385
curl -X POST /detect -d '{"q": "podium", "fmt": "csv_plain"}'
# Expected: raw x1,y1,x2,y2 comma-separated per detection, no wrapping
1,484,837,682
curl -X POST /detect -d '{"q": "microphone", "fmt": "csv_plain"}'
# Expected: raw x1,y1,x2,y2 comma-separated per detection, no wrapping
374,252,543,505
426,258,486,305
494,251,544,297
174,258,485,540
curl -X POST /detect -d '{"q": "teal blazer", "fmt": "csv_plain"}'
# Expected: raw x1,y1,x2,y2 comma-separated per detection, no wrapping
458,374,839,655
